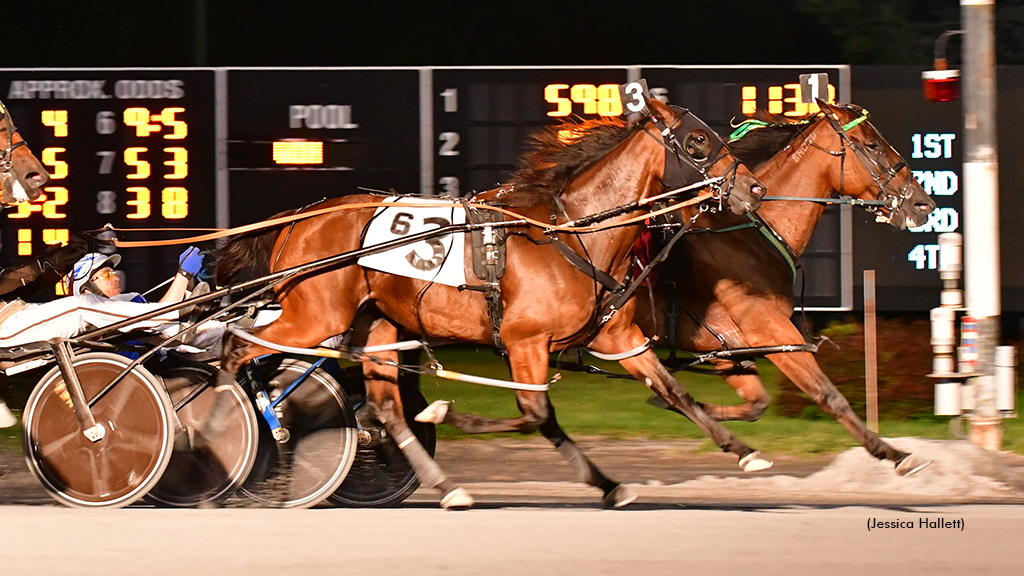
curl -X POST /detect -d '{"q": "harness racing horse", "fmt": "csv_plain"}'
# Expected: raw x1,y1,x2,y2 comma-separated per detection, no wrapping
215,97,767,508
0,99,51,427
0,100,49,205
635,100,935,475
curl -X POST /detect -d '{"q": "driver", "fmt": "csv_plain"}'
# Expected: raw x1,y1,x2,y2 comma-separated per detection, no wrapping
0,250,204,348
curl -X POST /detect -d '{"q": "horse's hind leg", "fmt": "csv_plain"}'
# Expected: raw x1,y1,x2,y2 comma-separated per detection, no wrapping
697,360,770,422
360,318,473,509
768,351,930,475
432,336,635,507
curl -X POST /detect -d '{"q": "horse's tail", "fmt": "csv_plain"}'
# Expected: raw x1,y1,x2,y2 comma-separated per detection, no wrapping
213,209,299,286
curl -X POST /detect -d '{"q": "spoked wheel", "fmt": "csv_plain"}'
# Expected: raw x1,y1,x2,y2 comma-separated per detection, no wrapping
145,360,258,507
329,379,436,508
21,352,174,508
238,357,357,508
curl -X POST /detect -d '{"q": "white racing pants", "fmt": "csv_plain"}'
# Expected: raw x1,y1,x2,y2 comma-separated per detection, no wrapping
0,294,181,348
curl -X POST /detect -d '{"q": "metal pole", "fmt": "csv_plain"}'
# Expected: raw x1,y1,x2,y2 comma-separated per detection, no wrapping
864,270,878,432
961,0,1002,449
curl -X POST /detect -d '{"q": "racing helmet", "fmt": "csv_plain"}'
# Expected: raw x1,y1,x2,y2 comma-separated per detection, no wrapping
66,252,121,296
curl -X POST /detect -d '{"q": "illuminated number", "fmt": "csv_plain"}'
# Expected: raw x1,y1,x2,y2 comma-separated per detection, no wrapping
741,86,757,115
96,151,116,174
96,111,116,135
43,229,69,246
123,107,160,137
440,88,458,112
406,217,450,271
783,84,810,117
42,187,68,219
622,82,646,113
41,110,68,137
6,189,66,219
390,212,413,235
17,229,31,256
438,176,460,196
156,107,187,139
438,132,460,157
7,198,37,218
126,187,151,219
161,187,188,219
124,147,151,179
570,84,598,114
768,86,784,114
545,84,571,117
162,147,188,179
96,190,117,214
596,84,623,116
41,148,68,179
907,244,940,270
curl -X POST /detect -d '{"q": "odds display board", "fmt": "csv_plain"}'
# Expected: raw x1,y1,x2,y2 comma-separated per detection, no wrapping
0,69,216,294
3,65,1000,312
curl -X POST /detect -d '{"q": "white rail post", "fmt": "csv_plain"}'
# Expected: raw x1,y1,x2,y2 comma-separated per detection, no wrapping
961,0,1002,450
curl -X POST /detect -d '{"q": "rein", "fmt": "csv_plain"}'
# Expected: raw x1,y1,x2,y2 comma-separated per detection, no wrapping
108,188,717,248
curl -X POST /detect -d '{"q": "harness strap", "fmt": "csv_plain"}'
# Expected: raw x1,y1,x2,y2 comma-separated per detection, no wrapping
586,338,651,361
552,238,620,291
747,213,799,281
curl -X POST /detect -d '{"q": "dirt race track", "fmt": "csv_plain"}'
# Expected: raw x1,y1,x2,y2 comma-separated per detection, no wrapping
4,436,1024,507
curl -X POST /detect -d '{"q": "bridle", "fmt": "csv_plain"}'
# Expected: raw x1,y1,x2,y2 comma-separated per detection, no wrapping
802,106,913,225
0,99,28,192
642,105,743,210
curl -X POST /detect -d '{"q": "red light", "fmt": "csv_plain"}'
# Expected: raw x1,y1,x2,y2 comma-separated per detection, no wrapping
922,70,959,102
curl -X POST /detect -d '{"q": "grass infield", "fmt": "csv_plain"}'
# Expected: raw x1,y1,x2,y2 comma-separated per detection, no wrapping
2,346,1021,456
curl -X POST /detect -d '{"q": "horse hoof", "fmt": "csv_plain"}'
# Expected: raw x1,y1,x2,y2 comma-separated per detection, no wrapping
440,487,474,510
895,454,932,477
602,484,638,509
0,402,17,428
415,400,451,424
738,451,774,472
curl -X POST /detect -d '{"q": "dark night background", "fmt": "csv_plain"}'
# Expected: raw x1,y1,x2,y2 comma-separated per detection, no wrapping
5,0,1022,67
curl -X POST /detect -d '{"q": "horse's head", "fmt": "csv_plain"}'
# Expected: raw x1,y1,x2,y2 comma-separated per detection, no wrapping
0,100,49,205
650,99,765,215
816,100,935,229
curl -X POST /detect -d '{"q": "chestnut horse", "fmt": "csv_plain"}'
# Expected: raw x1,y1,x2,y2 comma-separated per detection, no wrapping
419,100,937,479
631,101,935,474
215,98,767,508
0,98,51,427
0,99,49,205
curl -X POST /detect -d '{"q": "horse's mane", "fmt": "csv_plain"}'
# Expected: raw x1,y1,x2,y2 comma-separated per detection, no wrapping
726,110,816,169
498,115,639,207
213,208,299,286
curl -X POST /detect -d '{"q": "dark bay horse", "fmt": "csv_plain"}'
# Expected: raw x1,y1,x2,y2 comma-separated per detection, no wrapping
633,100,935,475
0,99,51,428
215,98,767,508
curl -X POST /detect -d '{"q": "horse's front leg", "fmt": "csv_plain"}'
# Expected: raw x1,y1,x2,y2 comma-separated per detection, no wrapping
507,335,635,508
360,318,473,509
590,323,772,472
767,350,930,476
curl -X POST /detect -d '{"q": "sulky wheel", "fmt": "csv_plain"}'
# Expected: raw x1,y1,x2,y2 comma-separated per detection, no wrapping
328,378,436,508
145,360,258,508
21,352,174,508
238,357,357,508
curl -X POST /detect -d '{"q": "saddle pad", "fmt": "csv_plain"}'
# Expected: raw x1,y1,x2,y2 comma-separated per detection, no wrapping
357,197,467,287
